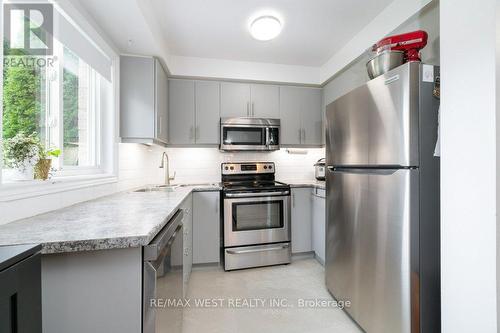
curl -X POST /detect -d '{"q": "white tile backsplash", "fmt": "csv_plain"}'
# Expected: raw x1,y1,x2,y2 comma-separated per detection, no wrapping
0,144,324,224
144,146,325,184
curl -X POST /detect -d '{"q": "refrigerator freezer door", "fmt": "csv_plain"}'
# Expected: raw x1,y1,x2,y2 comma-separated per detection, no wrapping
326,62,420,167
325,167,419,333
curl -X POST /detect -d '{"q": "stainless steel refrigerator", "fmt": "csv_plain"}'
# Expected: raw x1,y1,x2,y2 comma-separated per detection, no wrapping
325,62,440,333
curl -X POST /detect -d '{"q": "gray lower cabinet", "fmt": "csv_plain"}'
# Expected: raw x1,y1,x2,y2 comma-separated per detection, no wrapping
280,86,323,146
311,188,326,264
291,188,313,253
168,79,220,145
193,191,220,264
0,245,42,333
120,56,168,145
180,195,193,295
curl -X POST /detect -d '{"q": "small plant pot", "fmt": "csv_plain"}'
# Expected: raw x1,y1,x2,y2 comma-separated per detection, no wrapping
11,166,34,181
35,159,52,180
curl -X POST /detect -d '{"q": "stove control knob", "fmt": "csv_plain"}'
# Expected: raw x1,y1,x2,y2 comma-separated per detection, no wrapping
224,166,229,170
263,165,267,169
268,165,273,169
230,166,234,170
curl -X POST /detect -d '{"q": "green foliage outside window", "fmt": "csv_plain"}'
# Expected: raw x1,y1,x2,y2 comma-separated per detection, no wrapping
2,41,81,167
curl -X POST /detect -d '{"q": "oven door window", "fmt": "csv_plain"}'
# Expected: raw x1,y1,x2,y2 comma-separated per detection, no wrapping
232,200,284,231
223,127,264,145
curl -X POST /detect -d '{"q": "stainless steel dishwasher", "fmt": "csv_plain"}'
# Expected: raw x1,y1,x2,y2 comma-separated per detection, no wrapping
143,209,184,333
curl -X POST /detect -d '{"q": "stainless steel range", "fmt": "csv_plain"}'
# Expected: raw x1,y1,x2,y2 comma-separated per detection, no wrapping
221,162,291,271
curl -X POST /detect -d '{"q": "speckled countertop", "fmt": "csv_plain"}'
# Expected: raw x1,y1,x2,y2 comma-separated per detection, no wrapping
280,180,326,190
0,184,220,254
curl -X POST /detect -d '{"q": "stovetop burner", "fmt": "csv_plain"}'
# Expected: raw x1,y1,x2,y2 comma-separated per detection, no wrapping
221,162,289,193
223,180,289,191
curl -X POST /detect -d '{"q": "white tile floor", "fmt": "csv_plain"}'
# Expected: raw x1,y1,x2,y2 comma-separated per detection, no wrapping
182,258,362,333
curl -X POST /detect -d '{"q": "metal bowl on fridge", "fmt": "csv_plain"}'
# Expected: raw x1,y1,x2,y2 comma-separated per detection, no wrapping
366,50,405,79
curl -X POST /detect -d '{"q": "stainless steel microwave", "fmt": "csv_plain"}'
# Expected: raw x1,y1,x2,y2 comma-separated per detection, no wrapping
220,118,280,151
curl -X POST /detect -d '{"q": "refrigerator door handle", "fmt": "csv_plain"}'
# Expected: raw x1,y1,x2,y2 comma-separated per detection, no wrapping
327,166,402,175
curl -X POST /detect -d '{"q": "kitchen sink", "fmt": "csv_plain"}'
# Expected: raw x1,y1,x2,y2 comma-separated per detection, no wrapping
178,183,220,187
134,185,179,193
134,183,219,193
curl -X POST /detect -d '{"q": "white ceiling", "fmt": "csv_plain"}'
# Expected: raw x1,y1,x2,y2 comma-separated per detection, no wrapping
73,0,429,84
150,0,394,66
76,0,393,67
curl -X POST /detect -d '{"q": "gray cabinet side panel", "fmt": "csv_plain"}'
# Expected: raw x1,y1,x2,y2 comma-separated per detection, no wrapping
41,248,142,333
155,59,169,143
120,56,154,139
250,84,280,118
279,86,302,145
193,191,221,264
195,81,220,144
169,79,195,144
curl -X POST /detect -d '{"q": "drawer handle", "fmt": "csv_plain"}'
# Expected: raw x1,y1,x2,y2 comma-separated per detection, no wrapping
227,244,289,255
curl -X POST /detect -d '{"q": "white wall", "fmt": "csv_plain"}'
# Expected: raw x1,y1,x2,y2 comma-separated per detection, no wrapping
0,144,323,225
441,0,498,332
322,1,440,109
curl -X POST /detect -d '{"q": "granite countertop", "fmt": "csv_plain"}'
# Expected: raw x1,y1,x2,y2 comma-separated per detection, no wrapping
280,180,326,190
0,184,220,254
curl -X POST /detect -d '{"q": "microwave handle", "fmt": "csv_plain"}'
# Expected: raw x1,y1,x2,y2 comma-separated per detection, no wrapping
265,127,270,147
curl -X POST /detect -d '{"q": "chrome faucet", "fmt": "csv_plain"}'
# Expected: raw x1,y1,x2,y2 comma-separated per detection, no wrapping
159,152,175,185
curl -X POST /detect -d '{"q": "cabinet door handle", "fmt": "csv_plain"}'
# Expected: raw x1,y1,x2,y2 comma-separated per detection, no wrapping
252,102,255,116
247,102,250,116
302,129,306,143
189,126,194,140
215,197,219,214
195,126,200,141
292,193,296,208
298,129,302,142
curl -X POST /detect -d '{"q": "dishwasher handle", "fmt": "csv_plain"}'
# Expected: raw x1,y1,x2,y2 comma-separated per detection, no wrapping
143,209,184,261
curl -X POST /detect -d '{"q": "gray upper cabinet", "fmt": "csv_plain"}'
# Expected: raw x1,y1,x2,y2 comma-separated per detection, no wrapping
195,81,220,144
120,56,168,146
221,82,280,118
280,86,323,146
250,84,280,118
168,79,220,145
280,86,302,145
220,82,251,118
166,78,322,147
301,88,322,145
169,79,195,144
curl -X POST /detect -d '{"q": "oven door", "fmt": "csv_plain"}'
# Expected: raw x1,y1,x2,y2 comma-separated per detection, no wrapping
220,125,267,151
223,192,291,247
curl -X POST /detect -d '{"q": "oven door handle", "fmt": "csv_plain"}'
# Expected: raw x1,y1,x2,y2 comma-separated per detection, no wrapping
226,244,290,255
225,190,290,198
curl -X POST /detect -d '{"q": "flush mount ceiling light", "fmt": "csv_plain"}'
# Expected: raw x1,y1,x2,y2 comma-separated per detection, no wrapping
249,16,282,41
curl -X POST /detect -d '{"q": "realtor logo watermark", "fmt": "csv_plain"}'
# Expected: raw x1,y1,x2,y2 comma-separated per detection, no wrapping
4,3,53,56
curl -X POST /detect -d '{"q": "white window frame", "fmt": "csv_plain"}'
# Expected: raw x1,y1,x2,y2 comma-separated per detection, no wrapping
0,0,119,200
45,40,103,177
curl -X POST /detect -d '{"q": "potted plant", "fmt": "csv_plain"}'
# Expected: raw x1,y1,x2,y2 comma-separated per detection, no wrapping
35,147,61,180
3,132,42,181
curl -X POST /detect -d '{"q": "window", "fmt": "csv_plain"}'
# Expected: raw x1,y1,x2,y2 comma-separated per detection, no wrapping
1,4,114,184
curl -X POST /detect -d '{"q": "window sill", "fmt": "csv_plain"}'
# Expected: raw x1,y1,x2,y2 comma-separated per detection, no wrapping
0,174,118,202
